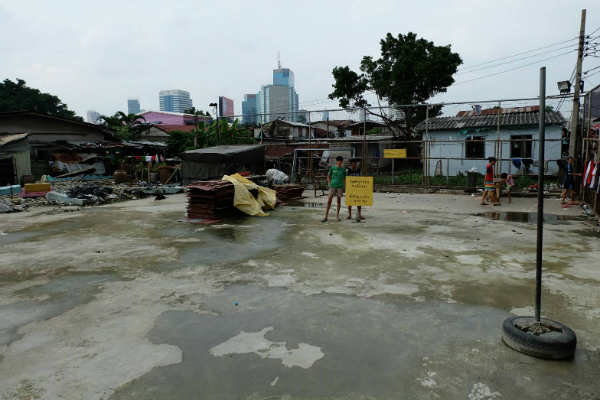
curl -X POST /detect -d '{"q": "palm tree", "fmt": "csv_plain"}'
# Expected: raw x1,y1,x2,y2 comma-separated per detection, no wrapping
98,112,150,141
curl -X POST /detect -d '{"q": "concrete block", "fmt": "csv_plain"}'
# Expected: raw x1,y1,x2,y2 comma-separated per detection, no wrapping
0,185,21,197
25,183,51,193
46,191,87,206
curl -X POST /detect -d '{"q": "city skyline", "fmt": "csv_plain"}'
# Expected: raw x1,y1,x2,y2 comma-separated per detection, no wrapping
1,1,598,122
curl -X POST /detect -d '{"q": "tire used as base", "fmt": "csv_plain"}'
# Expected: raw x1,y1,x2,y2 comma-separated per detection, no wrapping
501,316,576,360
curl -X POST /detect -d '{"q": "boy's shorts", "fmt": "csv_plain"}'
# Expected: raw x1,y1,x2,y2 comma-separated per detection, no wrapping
484,181,495,192
328,187,343,198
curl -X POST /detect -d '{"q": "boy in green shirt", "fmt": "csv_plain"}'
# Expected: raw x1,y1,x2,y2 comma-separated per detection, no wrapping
321,156,346,222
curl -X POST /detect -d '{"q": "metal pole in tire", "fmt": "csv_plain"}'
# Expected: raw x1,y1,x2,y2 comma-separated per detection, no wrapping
535,67,545,322
500,67,577,360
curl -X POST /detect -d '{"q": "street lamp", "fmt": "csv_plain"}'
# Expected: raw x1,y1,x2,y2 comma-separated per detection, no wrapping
557,80,571,94
209,103,219,145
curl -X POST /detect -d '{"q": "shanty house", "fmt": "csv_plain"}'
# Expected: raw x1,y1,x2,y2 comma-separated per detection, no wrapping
0,133,31,185
310,120,354,137
254,120,312,141
146,124,195,143
415,106,566,176
180,145,265,185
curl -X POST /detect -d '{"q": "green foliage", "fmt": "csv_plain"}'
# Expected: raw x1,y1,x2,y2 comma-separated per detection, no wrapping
545,105,555,112
166,118,256,157
166,130,195,157
99,111,150,141
329,32,462,137
366,127,382,135
114,126,132,141
0,78,82,121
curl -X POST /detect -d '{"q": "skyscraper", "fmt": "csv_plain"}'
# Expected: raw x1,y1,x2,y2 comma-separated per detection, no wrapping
273,68,295,87
242,94,258,125
257,85,299,124
159,89,193,113
256,66,299,124
128,98,140,115
219,96,234,118
87,109,101,124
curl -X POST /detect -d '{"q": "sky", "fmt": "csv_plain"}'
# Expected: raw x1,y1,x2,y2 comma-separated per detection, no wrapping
1,0,599,121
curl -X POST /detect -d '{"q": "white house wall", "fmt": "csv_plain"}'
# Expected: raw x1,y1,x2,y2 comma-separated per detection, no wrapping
426,126,562,177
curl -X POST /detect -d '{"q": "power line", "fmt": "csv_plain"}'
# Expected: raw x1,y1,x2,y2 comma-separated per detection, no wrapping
455,44,578,75
584,65,600,75
458,37,578,71
453,50,576,86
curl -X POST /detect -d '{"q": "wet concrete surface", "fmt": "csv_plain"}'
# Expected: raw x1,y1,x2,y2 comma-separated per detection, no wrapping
0,193,599,399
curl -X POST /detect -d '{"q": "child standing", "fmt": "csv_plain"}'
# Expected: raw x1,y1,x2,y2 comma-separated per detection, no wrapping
481,157,501,206
322,156,346,222
501,172,514,203
561,157,581,205
346,159,364,221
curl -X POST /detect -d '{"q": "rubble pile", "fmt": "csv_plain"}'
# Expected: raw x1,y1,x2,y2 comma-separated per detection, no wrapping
185,181,236,220
274,184,305,200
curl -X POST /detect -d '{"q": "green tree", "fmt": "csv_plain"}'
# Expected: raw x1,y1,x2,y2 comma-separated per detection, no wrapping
98,111,150,141
0,78,83,121
328,32,462,138
166,130,195,157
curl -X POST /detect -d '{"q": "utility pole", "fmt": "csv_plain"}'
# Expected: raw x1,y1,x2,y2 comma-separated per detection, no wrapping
568,9,586,159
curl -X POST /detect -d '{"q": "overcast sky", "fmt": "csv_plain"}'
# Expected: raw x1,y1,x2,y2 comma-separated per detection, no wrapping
1,0,599,120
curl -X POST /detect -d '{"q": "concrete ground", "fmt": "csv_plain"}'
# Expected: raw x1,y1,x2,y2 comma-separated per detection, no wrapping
0,192,599,399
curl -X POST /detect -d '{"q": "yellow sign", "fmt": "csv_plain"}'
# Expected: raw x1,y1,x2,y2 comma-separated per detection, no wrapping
384,149,407,158
346,176,373,206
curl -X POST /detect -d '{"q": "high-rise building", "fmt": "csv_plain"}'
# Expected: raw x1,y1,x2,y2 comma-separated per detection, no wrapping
321,110,329,121
87,109,101,124
128,98,140,115
255,66,299,124
257,85,299,124
219,96,234,118
273,68,295,87
242,94,258,125
159,89,193,113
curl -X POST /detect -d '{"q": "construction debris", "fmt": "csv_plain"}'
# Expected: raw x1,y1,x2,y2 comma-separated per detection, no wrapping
274,184,305,200
185,181,236,220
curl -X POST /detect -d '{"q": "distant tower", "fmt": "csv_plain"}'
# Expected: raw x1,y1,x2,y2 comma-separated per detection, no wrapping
278,51,281,69
128,98,140,115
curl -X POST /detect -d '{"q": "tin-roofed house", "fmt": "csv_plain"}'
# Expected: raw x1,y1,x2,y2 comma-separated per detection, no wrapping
415,106,566,177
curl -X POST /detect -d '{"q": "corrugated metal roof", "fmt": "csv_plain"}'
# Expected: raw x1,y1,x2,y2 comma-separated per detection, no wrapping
0,133,28,147
414,110,565,132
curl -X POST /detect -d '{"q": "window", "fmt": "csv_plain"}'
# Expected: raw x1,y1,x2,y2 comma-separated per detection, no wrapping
465,136,485,158
511,135,532,158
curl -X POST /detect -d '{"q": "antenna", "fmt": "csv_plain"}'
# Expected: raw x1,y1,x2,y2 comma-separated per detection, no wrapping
278,51,281,69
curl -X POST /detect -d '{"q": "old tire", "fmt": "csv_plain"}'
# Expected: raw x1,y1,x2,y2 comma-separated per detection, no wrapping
502,316,576,360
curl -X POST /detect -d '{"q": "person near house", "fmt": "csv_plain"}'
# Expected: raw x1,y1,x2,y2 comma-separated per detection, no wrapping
561,127,570,158
561,157,581,205
500,172,514,203
346,159,364,221
481,157,501,206
321,156,346,222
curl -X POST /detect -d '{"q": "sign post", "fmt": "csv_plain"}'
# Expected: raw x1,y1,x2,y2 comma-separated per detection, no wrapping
384,149,407,185
345,176,373,207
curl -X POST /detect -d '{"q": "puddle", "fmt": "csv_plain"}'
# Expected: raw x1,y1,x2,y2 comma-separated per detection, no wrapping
111,284,515,400
282,201,323,208
473,212,582,225
0,273,118,346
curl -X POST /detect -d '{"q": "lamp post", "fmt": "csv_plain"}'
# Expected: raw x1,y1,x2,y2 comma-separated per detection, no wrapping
209,103,219,145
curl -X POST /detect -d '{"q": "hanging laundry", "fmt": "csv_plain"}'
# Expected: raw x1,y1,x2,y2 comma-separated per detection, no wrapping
136,156,142,161
590,162,597,189
160,155,165,162
145,156,152,162
512,159,522,169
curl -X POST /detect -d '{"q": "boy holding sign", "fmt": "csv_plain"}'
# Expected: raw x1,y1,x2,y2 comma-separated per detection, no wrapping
346,159,364,221
321,156,346,222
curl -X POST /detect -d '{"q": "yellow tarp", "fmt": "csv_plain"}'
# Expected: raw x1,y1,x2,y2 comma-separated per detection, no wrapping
223,174,277,216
